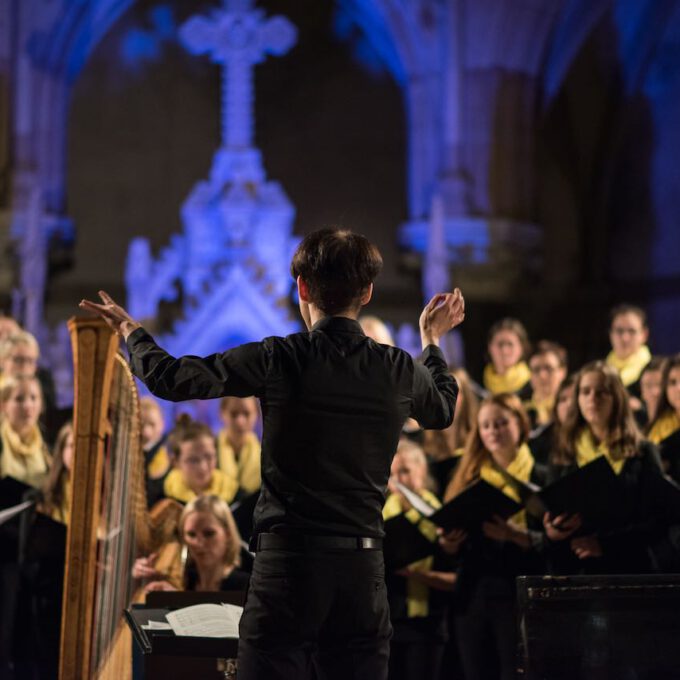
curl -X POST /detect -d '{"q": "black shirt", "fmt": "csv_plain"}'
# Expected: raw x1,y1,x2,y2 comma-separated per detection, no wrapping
126,317,457,543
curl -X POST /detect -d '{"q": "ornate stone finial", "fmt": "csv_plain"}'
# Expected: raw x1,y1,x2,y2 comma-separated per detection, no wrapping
179,0,297,149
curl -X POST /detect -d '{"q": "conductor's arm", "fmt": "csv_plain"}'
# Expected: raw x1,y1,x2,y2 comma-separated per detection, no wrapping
410,289,465,429
80,291,270,401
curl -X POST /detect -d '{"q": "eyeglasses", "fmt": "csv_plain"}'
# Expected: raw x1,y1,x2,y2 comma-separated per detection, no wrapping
530,364,559,374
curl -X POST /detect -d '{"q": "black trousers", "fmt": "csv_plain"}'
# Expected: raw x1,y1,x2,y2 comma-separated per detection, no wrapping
238,546,392,680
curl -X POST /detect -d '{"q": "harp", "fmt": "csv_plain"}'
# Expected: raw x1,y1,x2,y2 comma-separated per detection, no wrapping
59,318,181,680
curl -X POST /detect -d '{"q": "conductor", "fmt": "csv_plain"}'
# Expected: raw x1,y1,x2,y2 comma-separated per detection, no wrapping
81,228,464,680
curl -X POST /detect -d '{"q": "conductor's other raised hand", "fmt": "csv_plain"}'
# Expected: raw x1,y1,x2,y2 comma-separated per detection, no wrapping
79,290,142,341
419,288,465,349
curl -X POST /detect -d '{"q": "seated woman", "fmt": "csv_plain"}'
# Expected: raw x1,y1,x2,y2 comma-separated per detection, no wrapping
163,415,238,505
140,397,171,508
217,396,261,498
41,422,73,523
423,368,479,495
544,361,674,575
0,375,51,489
135,495,249,593
605,304,651,412
0,330,57,443
383,439,454,680
524,341,568,430
648,355,680,483
440,393,545,680
482,318,532,400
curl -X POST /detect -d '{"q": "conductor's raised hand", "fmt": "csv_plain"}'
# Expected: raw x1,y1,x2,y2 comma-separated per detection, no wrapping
419,289,465,349
79,290,141,340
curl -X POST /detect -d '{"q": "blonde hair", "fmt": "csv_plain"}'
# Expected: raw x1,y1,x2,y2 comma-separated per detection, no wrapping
0,331,40,362
359,315,394,346
0,374,43,406
179,495,242,570
394,438,435,492
140,396,163,416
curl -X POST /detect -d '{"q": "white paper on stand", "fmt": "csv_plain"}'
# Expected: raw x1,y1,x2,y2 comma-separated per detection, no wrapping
165,603,243,638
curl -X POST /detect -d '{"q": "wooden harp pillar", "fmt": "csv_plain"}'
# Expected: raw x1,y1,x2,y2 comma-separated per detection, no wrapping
60,318,151,680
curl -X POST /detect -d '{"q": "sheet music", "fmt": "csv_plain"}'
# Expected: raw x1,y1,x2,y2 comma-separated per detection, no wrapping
165,603,243,638
393,481,436,517
142,620,173,631
0,500,34,527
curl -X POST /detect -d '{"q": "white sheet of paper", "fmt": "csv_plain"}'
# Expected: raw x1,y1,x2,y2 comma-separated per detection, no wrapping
142,620,173,630
165,603,243,638
0,501,34,527
394,481,436,517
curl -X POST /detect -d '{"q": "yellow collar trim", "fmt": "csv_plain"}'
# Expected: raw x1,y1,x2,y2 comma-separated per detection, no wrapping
648,410,680,445
575,428,625,474
163,468,238,504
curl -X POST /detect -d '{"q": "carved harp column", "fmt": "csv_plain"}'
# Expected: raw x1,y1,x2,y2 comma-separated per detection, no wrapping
59,318,153,680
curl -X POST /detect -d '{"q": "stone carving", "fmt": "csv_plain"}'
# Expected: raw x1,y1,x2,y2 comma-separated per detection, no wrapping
125,0,300,368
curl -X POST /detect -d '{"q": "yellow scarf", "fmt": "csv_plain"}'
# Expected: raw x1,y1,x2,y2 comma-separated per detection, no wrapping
0,420,50,489
217,430,261,494
383,488,441,618
524,396,555,426
483,362,531,395
606,345,652,388
146,444,171,480
575,428,625,475
479,443,534,528
648,410,680,445
163,468,239,504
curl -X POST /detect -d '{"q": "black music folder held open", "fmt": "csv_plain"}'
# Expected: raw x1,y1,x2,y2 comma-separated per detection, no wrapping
0,476,33,509
538,456,625,530
393,480,523,532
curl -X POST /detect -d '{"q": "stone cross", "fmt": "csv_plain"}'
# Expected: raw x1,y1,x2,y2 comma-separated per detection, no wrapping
179,0,297,149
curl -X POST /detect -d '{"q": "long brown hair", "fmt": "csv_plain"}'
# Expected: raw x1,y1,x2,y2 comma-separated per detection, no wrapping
444,393,530,501
649,354,680,427
42,422,72,515
555,361,642,465
424,368,480,460
551,373,577,424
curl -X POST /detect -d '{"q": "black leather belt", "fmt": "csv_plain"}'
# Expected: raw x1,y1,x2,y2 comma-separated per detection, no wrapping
256,533,383,552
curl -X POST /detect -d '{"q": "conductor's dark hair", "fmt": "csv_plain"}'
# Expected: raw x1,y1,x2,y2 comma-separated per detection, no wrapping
290,229,383,315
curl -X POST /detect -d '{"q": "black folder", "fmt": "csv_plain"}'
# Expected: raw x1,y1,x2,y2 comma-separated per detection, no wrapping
0,476,33,509
429,479,524,531
383,513,436,570
538,456,624,530
392,479,523,532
